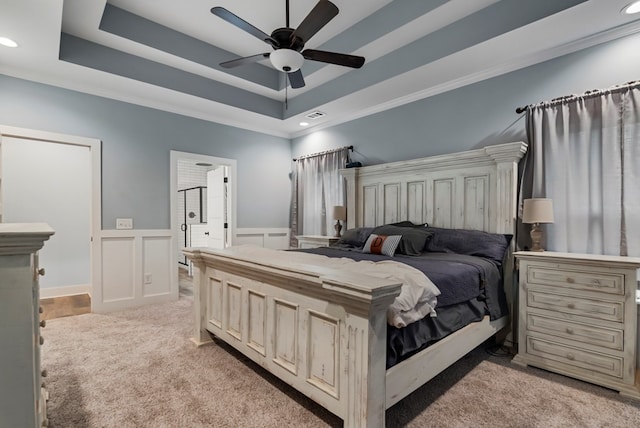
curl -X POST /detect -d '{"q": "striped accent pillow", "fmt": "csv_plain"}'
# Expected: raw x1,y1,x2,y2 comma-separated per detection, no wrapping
362,234,402,257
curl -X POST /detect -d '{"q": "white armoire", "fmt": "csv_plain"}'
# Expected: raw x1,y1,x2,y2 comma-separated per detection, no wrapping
0,223,55,427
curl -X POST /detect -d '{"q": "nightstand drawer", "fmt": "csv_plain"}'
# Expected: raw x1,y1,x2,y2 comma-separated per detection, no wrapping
526,264,624,295
527,290,624,322
526,336,623,379
526,312,623,350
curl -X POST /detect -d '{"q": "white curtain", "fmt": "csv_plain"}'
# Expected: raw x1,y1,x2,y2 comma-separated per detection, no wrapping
522,82,640,256
290,148,349,239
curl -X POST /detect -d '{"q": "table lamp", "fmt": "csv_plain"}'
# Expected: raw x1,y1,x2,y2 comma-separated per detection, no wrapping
522,198,554,251
332,205,346,238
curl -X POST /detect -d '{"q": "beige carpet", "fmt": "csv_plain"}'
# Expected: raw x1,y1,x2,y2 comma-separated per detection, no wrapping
42,297,640,427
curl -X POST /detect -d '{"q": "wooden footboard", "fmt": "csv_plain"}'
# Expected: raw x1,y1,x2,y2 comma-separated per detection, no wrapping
184,246,402,427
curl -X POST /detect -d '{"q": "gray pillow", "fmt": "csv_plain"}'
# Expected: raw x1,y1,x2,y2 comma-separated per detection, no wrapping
372,224,433,256
424,227,512,265
333,227,374,248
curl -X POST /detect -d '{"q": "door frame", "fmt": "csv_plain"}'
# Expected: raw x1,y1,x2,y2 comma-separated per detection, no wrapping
0,125,101,302
170,151,236,273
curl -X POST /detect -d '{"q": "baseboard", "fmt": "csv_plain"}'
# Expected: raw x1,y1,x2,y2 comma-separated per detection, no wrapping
40,284,91,299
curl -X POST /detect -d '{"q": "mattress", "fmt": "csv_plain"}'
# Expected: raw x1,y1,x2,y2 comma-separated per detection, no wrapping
293,247,508,367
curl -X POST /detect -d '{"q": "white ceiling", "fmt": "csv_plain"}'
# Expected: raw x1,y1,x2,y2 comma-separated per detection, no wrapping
1,0,639,138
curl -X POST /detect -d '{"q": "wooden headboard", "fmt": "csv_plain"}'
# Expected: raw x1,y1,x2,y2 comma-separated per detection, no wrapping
341,141,528,347
340,141,528,235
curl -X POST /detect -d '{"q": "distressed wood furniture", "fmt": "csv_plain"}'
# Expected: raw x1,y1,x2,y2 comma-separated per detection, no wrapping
185,141,527,427
513,251,640,398
0,223,55,427
295,235,340,249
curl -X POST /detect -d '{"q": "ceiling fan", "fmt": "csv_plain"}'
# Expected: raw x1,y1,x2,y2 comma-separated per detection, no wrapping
211,0,365,89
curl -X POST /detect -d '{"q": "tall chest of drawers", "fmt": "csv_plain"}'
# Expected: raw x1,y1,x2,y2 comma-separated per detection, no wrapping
513,251,640,398
0,223,55,427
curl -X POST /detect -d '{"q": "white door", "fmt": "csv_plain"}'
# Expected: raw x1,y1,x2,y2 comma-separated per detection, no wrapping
207,167,227,249
1,136,91,291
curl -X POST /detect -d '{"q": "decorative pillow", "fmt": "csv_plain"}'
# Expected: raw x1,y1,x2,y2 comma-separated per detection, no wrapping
333,227,374,248
362,234,402,257
424,227,512,265
372,224,433,256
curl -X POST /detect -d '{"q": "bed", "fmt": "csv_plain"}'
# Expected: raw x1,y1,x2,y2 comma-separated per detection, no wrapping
183,141,528,427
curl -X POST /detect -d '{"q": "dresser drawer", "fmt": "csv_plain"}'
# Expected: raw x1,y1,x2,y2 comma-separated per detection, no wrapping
527,290,624,322
526,312,623,350
526,264,624,295
526,336,623,379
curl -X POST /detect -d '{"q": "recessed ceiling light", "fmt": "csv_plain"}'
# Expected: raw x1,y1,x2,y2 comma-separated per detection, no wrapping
0,37,18,48
299,122,309,127
622,1,640,14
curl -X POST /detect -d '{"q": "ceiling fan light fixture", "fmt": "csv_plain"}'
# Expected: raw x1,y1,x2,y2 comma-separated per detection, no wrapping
622,1,640,14
270,49,304,72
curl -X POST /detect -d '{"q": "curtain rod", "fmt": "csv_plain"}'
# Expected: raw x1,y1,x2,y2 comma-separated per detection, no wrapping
293,145,353,162
515,80,640,114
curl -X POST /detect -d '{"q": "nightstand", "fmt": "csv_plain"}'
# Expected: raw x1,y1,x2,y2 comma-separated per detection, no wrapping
295,235,340,249
513,251,640,398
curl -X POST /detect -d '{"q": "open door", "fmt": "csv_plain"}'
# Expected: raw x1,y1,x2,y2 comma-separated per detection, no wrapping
206,166,227,249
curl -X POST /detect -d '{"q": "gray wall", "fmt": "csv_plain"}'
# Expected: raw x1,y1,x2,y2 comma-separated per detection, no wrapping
3,31,639,232
0,75,292,229
292,32,640,164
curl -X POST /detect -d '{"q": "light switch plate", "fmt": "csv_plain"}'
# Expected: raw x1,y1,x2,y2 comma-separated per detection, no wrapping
116,218,133,230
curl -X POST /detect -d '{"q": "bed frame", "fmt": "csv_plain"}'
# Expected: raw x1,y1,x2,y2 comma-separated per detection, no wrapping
184,141,527,427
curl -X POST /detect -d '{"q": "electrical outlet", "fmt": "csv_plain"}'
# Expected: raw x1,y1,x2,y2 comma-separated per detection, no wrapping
144,273,152,284
116,218,133,229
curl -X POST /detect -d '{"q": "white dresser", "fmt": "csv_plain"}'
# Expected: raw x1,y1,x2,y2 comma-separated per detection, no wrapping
513,251,640,398
0,223,55,427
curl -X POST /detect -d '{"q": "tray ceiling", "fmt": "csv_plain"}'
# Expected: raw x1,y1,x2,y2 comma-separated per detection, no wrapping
1,0,639,137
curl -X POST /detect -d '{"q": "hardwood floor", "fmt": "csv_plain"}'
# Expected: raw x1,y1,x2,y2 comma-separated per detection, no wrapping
179,268,194,297
40,294,91,321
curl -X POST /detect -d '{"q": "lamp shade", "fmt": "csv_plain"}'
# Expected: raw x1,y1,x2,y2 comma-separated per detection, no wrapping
332,205,347,221
522,198,554,224
270,49,304,72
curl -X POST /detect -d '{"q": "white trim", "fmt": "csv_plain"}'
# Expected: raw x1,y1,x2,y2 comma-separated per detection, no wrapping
40,284,91,299
0,125,101,312
97,229,173,313
235,227,290,249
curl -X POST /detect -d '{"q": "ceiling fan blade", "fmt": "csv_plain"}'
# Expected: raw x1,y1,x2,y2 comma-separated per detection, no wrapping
302,49,365,68
288,69,305,89
220,53,270,69
211,7,278,47
290,0,339,45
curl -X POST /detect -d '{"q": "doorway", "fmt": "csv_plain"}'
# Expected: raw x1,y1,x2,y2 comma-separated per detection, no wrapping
0,125,101,302
170,151,236,286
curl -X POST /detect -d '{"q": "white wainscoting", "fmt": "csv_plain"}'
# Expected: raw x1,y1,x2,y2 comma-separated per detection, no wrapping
234,228,290,249
96,229,176,313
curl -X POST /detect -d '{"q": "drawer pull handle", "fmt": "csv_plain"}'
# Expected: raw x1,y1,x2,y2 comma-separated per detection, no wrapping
39,336,45,345
38,268,46,276
565,328,574,335
566,277,575,283
41,369,48,378
39,306,44,314
567,303,576,309
40,320,46,328
566,353,575,361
